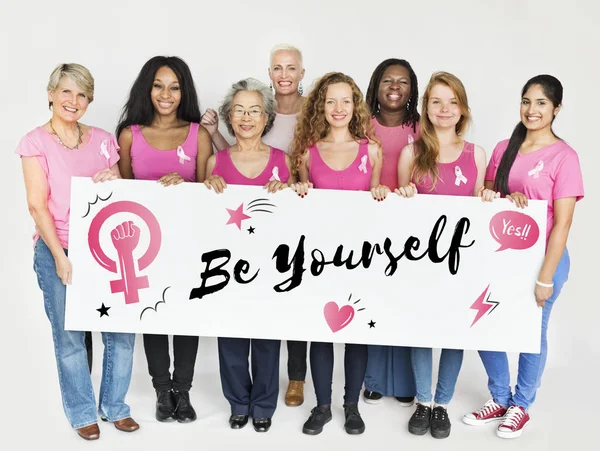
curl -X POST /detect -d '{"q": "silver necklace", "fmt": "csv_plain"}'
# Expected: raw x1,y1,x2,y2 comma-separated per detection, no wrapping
50,121,83,150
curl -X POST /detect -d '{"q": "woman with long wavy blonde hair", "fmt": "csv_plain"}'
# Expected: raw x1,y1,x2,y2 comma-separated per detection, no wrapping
291,72,386,436
395,71,487,439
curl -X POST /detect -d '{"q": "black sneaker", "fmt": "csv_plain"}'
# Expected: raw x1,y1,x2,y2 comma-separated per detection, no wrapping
343,403,365,435
395,396,415,407
155,389,176,422
302,405,332,435
408,403,431,435
173,390,197,423
363,390,383,404
430,406,451,439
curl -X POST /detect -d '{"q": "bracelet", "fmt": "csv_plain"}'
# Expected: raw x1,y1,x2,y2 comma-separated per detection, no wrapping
535,280,554,288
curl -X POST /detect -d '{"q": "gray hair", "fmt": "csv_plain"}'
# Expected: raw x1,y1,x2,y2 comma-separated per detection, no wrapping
270,43,303,69
47,63,95,109
219,78,277,137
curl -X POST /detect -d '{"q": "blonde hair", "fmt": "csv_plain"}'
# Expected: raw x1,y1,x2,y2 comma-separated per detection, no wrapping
412,71,471,189
290,72,376,174
269,44,303,68
47,63,95,109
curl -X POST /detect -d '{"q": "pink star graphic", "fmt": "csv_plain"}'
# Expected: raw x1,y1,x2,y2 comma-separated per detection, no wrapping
226,203,251,229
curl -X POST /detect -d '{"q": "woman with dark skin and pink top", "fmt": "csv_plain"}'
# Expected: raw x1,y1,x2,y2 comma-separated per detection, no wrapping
116,56,213,424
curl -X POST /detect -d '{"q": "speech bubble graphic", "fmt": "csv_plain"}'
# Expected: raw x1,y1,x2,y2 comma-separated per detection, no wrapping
489,210,540,252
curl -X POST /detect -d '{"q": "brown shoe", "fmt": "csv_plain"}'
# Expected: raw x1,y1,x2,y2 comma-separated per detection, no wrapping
77,423,100,440
285,380,305,407
113,417,140,432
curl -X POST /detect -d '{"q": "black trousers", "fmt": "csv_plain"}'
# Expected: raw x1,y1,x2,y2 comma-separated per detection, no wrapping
287,340,307,381
310,342,367,406
143,334,199,391
218,337,280,418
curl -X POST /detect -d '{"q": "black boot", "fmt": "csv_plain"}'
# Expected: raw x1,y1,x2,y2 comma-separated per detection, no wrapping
302,405,332,435
343,403,365,435
155,389,176,422
173,390,197,423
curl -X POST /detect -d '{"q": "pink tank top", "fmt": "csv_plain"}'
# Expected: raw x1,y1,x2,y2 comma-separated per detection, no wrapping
413,141,477,196
309,139,371,191
212,147,290,186
373,118,419,190
130,123,199,182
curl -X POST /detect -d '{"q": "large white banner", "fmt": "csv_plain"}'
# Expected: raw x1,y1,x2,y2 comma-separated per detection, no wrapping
66,177,547,353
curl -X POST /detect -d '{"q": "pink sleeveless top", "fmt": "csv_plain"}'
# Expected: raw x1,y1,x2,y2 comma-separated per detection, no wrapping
373,118,419,190
413,141,477,196
309,139,372,191
130,123,199,182
212,147,290,186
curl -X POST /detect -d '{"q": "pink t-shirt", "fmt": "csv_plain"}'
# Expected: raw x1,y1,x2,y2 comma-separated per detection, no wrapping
485,139,584,241
413,141,478,196
308,139,372,191
16,126,120,248
130,123,199,182
212,147,290,186
373,118,419,190
262,113,298,154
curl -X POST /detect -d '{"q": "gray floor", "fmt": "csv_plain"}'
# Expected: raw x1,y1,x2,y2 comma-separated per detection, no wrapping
6,303,598,451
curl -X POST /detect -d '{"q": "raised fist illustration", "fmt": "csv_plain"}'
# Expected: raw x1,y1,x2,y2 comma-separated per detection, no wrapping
111,221,141,254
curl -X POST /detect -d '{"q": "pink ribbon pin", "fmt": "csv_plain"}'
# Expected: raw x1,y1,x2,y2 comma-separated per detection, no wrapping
528,161,544,179
177,146,191,165
269,166,281,182
358,155,368,174
100,140,110,160
454,166,467,186
408,134,414,144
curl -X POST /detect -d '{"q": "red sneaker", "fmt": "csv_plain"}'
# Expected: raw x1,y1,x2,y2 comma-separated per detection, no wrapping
463,399,508,426
496,405,530,438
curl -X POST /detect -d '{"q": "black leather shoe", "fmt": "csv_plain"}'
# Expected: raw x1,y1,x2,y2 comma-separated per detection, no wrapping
229,414,249,429
252,417,272,432
302,405,332,435
156,389,176,422
343,403,365,435
173,390,197,423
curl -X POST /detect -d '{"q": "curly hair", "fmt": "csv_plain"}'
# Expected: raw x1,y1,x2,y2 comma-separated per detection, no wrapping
365,58,420,132
290,72,376,173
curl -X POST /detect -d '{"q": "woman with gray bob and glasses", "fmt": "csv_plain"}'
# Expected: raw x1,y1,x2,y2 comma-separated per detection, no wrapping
204,77,296,432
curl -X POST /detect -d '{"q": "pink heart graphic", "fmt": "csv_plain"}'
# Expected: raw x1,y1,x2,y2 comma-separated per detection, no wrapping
323,302,355,333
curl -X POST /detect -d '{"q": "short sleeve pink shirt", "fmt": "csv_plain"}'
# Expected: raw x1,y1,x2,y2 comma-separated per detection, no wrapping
16,126,120,248
486,139,584,241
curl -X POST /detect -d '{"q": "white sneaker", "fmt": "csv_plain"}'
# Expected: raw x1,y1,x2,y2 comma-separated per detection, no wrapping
463,399,508,426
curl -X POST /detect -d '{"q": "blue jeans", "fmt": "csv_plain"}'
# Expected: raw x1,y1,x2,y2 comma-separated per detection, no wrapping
33,238,136,429
478,249,570,411
411,348,464,404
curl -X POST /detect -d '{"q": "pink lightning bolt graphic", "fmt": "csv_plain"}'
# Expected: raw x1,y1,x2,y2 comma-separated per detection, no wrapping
469,284,499,327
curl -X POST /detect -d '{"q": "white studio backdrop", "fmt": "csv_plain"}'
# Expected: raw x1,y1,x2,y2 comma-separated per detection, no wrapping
0,0,598,419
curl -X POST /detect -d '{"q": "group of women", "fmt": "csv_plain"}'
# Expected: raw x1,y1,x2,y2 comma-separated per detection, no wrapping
16,44,583,441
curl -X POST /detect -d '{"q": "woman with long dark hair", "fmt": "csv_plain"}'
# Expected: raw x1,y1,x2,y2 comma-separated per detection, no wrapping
361,58,419,408
116,55,212,423
463,75,583,439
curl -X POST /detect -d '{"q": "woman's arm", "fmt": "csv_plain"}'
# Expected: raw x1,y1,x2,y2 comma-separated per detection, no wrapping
285,154,297,184
117,127,134,179
196,125,214,182
200,109,231,151
535,197,577,306
473,145,487,196
368,142,383,189
22,157,71,283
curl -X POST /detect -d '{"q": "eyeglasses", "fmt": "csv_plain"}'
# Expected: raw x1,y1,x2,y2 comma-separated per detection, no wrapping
231,107,264,118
